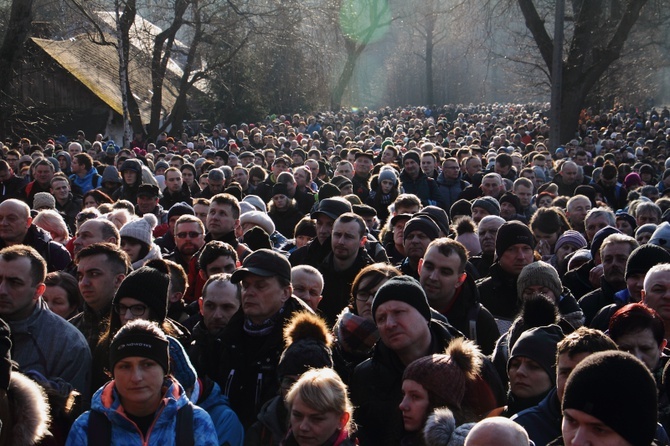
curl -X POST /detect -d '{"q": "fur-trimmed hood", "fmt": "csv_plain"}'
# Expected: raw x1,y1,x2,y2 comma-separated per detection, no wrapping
5,372,50,446
423,407,475,446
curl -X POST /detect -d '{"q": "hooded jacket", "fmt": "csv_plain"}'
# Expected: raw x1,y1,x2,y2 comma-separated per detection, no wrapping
66,378,218,445
399,169,447,209
436,172,470,213
112,159,143,203
0,224,71,272
0,372,51,446
70,166,102,195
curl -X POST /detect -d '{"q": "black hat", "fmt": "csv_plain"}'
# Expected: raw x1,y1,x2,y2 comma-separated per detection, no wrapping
243,226,272,251
318,183,341,200
311,197,352,221
415,206,450,236
167,202,194,221
137,183,160,198
272,182,289,197
450,199,472,219
499,192,521,214
390,213,413,227
239,151,255,159
231,248,291,283
110,329,170,375
113,262,170,323
509,324,564,386
277,312,333,377
352,204,377,217
291,148,307,160
563,351,657,446
215,150,229,163
590,226,621,258
404,215,440,241
354,150,374,161
403,151,420,165
372,275,431,322
495,221,535,258
625,244,670,279
331,176,353,190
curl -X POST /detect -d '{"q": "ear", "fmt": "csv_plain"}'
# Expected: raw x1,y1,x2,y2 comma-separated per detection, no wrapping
641,289,646,303
281,284,292,303
198,297,204,315
456,272,467,289
26,216,33,228
339,411,350,430
114,274,126,289
359,236,367,248
35,283,46,302
418,258,424,274
199,269,207,281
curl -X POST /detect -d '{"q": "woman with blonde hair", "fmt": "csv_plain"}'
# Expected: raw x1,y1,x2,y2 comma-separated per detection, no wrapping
33,209,70,244
284,368,356,446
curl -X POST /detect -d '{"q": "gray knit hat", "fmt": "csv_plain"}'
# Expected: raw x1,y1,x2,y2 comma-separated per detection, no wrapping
378,166,398,185
516,261,562,301
471,196,500,216
33,192,55,210
649,222,670,249
119,214,157,246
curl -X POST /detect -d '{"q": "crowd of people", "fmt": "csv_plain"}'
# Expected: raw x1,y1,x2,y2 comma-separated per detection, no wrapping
1,102,670,445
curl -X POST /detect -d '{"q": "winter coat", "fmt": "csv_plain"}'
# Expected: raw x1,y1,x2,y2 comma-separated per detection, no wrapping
562,259,595,300
437,274,500,356
436,173,470,213
281,429,356,446
0,174,27,203
0,224,71,272
399,170,447,210
269,206,304,239
66,378,218,445
70,167,102,195
511,387,560,446
197,379,244,446
215,297,313,429
0,372,50,446
318,249,374,327
350,320,461,446
55,193,83,235
244,395,286,446
578,277,622,326
477,262,522,321
160,188,193,211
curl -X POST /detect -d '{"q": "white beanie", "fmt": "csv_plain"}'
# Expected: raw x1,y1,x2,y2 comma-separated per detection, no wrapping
120,214,158,246
239,210,275,235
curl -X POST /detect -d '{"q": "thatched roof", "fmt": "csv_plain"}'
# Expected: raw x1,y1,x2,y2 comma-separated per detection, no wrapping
31,34,180,123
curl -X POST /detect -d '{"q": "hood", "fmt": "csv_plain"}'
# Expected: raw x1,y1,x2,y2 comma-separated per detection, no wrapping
102,165,122,184
7,372,51,445
56,151,71,169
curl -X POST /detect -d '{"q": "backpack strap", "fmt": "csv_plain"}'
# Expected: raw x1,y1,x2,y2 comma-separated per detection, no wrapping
87,410,111,446
176,401,194,446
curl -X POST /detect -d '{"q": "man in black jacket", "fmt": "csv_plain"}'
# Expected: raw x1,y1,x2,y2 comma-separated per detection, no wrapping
419,238,499,355
350,276,461,446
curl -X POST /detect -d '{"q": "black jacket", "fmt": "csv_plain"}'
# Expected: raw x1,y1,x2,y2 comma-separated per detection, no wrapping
477,262,522,321
215,297,313,429
0,225,71,272
350,320,460,446
578,277,623,326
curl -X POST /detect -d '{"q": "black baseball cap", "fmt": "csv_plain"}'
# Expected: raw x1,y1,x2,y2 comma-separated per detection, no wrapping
311,197,352,221
230,249,291,283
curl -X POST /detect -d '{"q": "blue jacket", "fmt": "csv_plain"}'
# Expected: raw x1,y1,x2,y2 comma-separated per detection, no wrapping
198,380,244,446
70,166,102,195
66,378,218,445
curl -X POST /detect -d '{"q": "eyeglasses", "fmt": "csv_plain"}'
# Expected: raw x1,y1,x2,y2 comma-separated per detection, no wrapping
355,290,375,302
115,303,148,316
176,231,202,239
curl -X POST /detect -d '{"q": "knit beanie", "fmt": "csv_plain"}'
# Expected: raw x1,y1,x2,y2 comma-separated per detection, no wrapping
663,168,670,181
403,339,482,410
554,230,587,253
495,221,535,258
119,214,157,247
331,175,353,190
574,185,597,208
242,195,267,213
167,202,194,221
318,182,341,200
636,223,657,239
404,215,440,241
590,226,621,258
563,351,657,446
450,199,472,219
272,182,289,198
649,222,670,249
626,244,670,279
509,324,564,386
113,261,170,323
403,151,421,165
624,172,643,189
499,192,521,214
372,276,431,322
277,312,333,378
110,328,170,375
416,206,451,236
379,166,398,185
516,261,562,301
615,212,637,233
33,192,55,210
471,196,500,216
155,160,169,171
225,184,243,201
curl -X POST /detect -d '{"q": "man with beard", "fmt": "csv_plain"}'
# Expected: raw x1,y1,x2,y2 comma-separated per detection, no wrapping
579,234,638,326
166,215,205,272
318,213,373,326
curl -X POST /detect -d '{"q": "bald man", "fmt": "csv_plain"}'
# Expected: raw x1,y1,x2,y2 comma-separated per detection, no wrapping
465,417,532,446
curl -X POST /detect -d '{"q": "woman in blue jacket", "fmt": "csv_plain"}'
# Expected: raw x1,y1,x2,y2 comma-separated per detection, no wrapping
66,319,218,445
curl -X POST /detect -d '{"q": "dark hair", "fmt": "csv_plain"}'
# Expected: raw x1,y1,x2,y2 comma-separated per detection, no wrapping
350,263,401,313
530,206,570,234
335,212,366,238
76,242,130,275
74,153,93,170
83,189,113,207
556,326,618,360
210,193,241,219
44,271,83,311
425,238,467,273
0,245,46,286
198,241,238,271
609,303,666,347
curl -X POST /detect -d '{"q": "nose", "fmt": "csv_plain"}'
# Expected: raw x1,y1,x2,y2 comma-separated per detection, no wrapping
399,395,409,411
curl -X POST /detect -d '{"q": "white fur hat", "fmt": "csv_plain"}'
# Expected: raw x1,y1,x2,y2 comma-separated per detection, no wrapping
239,210,275,236
119,214,157,246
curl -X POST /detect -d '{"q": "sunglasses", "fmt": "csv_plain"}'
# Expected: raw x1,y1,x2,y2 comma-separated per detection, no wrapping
175,231,202,239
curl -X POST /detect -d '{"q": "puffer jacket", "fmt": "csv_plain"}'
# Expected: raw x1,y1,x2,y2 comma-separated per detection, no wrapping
66,378,218,445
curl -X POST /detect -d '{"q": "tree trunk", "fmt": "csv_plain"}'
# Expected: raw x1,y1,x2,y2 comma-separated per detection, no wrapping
0,0,34,96
425,16,434,105
331,39,364,111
